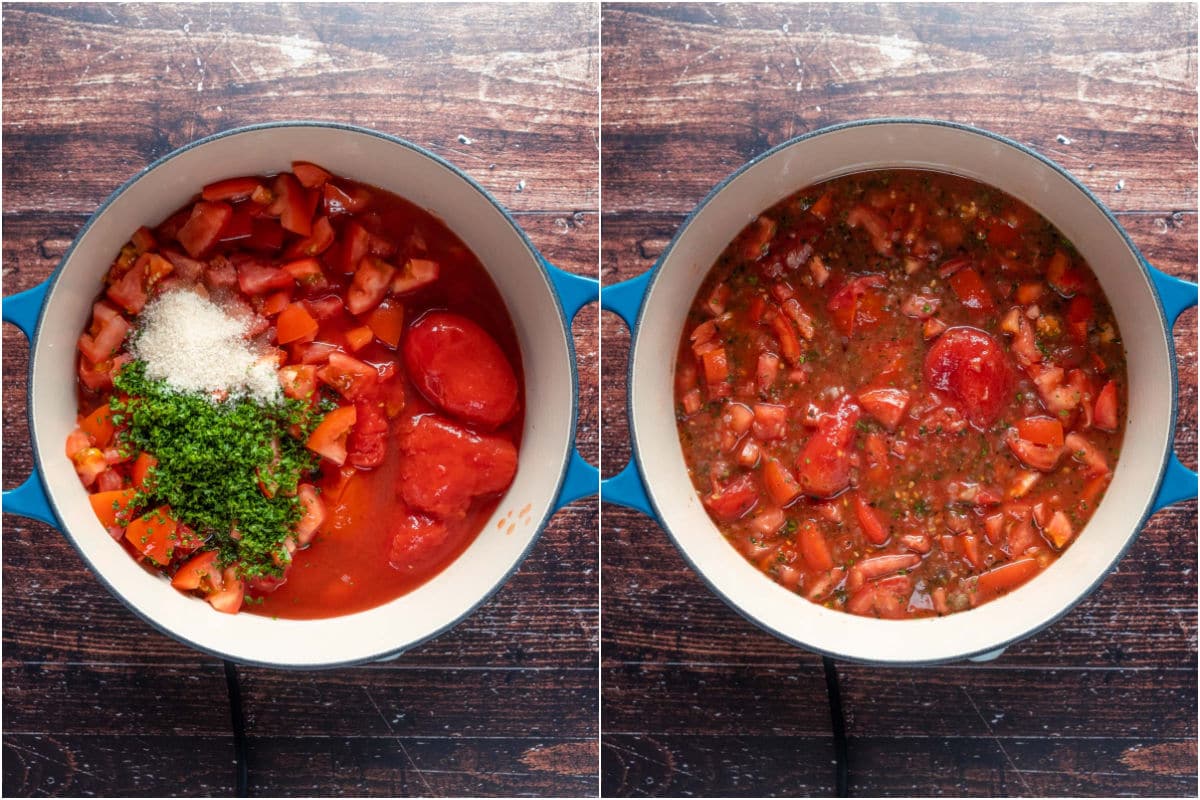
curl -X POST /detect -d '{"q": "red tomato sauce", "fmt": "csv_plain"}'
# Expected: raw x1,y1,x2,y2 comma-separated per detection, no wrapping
68,163,523,619
675,169,1126,618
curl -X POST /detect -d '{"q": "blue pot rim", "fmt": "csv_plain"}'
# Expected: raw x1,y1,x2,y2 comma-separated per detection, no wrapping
626,116,1180,666
22,120,578,670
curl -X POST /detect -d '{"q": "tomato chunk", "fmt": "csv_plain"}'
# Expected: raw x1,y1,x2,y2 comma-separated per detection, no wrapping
125,505,179,566
403,312,519,429
177,201,233,258
857,388,910,431
797,396,861,498
923,326,1012,429
396,414,518,519
703,473,759,521
306,405,358,466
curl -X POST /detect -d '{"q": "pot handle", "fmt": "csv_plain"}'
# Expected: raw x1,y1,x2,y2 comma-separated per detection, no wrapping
1146,262,1198,513
3,280,59,528
544,260,601,512
598,272,655,517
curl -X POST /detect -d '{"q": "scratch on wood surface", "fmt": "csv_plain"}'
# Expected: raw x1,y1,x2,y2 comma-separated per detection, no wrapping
962,686,1035,796
604,739,697,779
6,739,99,780
361,687,433,795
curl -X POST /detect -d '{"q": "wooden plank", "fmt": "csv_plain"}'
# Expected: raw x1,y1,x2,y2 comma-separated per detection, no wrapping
601,4,1196,214
847,737,1197,798
245,735,597,797
602,663,830,735
3,733,236,797
237,666,596,738
1,4,599,214
601,734,836,797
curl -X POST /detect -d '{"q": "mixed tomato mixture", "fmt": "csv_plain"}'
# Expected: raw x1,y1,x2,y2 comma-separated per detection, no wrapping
676,169,1126,618
68,162,523,618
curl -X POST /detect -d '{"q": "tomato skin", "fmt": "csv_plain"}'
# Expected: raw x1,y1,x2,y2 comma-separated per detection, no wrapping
397,414,518,519
796,396,861,499
923,326,1012,429
403,312,519,429
202,176,262,202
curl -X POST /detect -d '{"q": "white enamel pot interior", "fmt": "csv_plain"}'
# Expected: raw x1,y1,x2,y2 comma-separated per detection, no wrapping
25,122,577,668
630,119,1178,665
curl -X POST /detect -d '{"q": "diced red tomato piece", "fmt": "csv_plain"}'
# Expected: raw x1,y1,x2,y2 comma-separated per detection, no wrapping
202,176,262,202
703,473,759,521
397,414,518,519
1047,250,1085,297
132,452,157,490
79,302,132,363
278,364,318,401
857,388,910,431
761,458,802,507
347,256,396,315
294,484,326,546
797,395,861,498
403,312,519,429
366,301,405,348
798,520,834,571
923,326,1012,429
827,275,887,335
391,258,440,295
1066,294,1093,344
177,201,233,258
171,550,222,591
124,505,178,566
345,325,374,352
237,262,294,296
270,173,316,236
948,267,994,312
306,405,358,465
79,404,115,448
1043,510,1074,549
769,313,802,364
1093,380,1119,432
323,181,372,215
284,216,336,259
854,494,889,545
317,351,378,401
260,290,291,317
275,302,320,345
246,218,285,253
207,566,244,613
89,488,137,528
292,161,332,189
1065,432,1110,478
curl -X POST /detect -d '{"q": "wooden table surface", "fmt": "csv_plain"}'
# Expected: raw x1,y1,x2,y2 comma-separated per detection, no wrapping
599,4,1197,797
2,4,598,797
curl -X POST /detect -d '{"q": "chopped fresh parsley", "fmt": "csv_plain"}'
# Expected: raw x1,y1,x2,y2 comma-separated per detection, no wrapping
111,360,325,578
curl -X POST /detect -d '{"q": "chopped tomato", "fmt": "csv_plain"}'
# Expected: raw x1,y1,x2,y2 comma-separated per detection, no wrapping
345,325,374,352
79,302,132,363
827,275,887,335
124,505,179,566
270,173,317,236
703,473,759,521
177,201,233,258
857,388,910,431
854,494,889,545
171,551,222,591
89,488,137,528
201,176,262,202
366,301,405,348
973,558,1040,604
284,216,335,259
132,452,158,490
294,484,326,546
207,566,244,613
305,405,357,466
948,267,994,312
798,520,834,571
1047,250,1084,297
323,181,372,215
292,161,332,189
79,404,116,447
275,302,320,345
388,515,450,572
278,364,318,401
1093,380,1119,432
317,351,378,400
403,312,519,429
762,458,802,507
347,256,396,315
237,262,295,296
347,396,388,469
796,396,861,498
391,258,440,295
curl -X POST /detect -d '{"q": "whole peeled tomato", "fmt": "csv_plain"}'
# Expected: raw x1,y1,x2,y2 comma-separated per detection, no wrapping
923,326,1012,429
403,311,519,429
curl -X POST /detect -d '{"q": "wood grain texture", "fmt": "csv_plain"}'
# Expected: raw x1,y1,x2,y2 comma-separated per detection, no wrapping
3,3,598,797
600,4,1196,797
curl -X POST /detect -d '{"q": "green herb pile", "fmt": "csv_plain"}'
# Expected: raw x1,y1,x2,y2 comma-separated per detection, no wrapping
111,360,325,578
